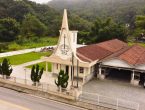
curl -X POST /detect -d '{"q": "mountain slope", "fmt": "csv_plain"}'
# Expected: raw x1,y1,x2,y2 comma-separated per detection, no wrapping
48,0,145,24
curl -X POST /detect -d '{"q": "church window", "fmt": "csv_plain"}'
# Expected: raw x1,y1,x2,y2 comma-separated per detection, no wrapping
80,67,84,73
57,64,58,70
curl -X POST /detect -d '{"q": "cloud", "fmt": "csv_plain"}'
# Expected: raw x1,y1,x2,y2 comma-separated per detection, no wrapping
29,0,52,4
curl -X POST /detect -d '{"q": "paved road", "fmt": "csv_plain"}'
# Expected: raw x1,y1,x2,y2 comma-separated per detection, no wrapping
0,87,85,110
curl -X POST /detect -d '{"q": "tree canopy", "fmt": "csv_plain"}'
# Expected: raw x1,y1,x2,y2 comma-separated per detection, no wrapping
21,14,47,38
0,18,20,42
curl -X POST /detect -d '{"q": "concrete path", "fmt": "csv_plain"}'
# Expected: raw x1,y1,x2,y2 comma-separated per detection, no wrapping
0,45,56,58
11,59,52,83
82,79,145,110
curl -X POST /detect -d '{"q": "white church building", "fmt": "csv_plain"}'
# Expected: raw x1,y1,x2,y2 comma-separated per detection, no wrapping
42,9,145,86
42,9,97,86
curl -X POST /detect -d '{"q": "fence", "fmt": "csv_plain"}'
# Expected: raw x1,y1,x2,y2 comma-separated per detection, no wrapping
0,75,81,98
0,75,139,110
79,92,139,110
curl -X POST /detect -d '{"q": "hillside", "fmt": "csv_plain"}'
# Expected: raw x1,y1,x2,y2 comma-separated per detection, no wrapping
48,0,145,24
0,0,62,35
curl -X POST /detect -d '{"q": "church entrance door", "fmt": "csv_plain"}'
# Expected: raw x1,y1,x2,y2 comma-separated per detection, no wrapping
65,66,69,75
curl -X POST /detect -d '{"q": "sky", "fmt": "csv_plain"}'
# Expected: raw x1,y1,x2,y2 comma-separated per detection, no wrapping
29,0,52,4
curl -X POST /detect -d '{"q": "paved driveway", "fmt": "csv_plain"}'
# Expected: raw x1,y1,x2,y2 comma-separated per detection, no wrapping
82,78,145,110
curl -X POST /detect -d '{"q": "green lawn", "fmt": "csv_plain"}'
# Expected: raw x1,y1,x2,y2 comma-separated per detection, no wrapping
0,52,52,65
2,37,58,52
128,42,145,47
27,62,52,72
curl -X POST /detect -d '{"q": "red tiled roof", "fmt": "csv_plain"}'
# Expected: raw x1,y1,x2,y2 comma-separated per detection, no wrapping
77,39,145,66
77,44,112,62
119,45,145,65
77,39,128,62
136,51,145,65
102,45,145,65
97,39,128,52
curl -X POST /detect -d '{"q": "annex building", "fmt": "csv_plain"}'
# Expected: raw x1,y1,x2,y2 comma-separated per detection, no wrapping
42,9,145,86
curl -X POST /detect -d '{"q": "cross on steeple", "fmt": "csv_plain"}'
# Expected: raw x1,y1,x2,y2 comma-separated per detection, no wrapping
64,35,66,49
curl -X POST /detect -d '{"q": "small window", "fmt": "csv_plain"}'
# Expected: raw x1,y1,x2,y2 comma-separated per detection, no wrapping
56,64,58,70
80,67,84,73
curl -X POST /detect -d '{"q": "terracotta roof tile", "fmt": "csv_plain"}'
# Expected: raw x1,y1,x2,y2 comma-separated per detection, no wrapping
102,45,145,65
77,39,128,62
97,39,128,52
77,44,112,62
136,51,145,65
119,45,145,65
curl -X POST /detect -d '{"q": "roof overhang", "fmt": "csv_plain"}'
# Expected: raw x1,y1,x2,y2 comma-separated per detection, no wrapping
41,55,97,68
100,58,134,69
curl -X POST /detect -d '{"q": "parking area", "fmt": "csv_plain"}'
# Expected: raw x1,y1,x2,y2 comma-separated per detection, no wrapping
82,78,145,110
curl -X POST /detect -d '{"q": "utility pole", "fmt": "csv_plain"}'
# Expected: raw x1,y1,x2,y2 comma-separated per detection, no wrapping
77,59,79,88
71,52,74,87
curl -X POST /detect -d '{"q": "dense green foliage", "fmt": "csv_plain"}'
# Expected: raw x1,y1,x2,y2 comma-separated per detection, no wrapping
0,18,20,41
0,0,145,46
21,14,47,38
49,0,145,25
0,0,60,41
89,18,128,43
49,0,145,43
55,70,69,88
31,64,44,84
0,58,13,77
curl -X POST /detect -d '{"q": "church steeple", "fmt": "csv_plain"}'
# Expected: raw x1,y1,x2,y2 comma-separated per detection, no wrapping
61,9,69,31
55,9,78,59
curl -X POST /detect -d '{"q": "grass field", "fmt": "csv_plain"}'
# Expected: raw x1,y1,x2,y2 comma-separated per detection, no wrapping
0,52,52,65
0,37,58,52
128,42,145,47
27,62,52,72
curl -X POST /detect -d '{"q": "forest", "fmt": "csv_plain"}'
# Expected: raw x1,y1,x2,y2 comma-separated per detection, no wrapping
0,0,145,50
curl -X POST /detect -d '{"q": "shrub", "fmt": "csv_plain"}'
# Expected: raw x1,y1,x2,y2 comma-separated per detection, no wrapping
0,58,13,77
55,70,69,89
31,64,44,85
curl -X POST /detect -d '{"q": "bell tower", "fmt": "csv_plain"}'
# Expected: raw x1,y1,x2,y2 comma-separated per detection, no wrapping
55,9,78,60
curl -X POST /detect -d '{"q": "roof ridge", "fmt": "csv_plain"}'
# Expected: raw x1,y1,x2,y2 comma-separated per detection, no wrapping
96,39,124,45
118,46,134,57
100,46,130,62
77,52,92,62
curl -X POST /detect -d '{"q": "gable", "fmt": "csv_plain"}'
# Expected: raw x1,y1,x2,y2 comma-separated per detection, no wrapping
102,58,132,68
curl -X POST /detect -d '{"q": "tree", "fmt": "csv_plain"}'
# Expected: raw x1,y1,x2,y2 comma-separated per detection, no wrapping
0,18,20,42
55,70,69,89
132,15,145,40
21,14,47,38
0,43,8,53
0,58,13,78
89,18,128,43
31,64,44,86
135,15,145,29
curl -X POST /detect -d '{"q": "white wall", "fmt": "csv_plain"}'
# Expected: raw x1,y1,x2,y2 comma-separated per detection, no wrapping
136,64,145,70
102,59,132,68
